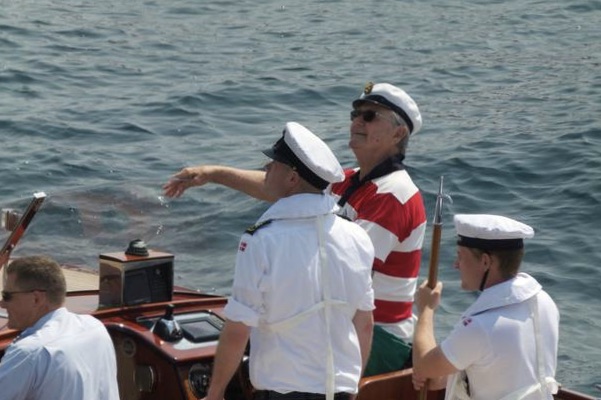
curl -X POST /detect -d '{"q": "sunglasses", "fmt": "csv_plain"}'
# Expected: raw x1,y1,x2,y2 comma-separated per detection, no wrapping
1,289,46,302
350,109,391,123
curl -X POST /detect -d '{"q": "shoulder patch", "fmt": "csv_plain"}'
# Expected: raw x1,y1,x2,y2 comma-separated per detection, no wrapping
244,219,273,235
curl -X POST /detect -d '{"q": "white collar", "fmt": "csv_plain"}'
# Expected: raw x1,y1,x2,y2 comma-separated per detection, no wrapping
17,307,67,342
258,193,339,222
463,273,541,316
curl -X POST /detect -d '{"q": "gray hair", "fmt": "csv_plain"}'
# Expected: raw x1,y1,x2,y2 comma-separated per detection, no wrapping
392,113,410,154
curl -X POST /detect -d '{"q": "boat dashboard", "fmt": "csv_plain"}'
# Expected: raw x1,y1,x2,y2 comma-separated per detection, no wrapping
102,296,251,400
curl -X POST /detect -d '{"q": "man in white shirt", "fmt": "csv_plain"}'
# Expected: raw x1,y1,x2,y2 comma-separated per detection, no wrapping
412,214,559,400
203,122,375,400
163,83,427,376
0,255,120,400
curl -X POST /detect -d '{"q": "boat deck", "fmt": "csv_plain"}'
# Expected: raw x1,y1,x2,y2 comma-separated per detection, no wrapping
0,265,99,292
1,266,99,321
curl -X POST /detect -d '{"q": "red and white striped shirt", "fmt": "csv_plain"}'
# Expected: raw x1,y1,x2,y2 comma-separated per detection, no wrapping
330,162,426,340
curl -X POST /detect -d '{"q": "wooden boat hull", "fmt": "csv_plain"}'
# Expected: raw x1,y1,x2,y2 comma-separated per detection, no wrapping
356,368,596,400
1,287,595,400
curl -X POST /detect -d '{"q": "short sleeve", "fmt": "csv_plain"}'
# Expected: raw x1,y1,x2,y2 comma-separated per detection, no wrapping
355,234,376,311
440,317,490,370
223,234,268,327
357,283,375,311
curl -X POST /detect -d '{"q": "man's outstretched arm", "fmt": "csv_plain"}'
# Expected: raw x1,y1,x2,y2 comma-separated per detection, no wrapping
163,165,274,202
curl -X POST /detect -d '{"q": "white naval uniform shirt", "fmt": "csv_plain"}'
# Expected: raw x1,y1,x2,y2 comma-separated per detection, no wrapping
441,273,559,400
224,193,375,394
0,307,120,400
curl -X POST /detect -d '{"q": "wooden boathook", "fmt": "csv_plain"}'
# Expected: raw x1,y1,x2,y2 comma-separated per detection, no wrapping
0,192,46,272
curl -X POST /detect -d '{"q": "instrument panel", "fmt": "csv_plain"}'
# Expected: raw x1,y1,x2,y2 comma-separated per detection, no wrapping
106,307,250,400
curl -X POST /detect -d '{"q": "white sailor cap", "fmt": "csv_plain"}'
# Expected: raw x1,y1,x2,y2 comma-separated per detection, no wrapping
262,122,345,190
353,82,423,135
454,214,535,251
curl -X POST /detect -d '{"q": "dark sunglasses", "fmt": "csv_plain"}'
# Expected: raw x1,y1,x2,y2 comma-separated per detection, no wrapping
1,289,46,302
350,109,385,123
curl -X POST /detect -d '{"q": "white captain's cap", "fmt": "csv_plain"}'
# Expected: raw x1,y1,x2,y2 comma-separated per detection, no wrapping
262,122,344,190
353,82,422,135
454,214,535,251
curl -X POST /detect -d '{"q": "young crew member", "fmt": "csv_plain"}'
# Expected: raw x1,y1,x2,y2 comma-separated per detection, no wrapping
412,214,559,399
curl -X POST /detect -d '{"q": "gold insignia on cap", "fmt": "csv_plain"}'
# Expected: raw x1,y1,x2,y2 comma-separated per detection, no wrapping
363,82,374,95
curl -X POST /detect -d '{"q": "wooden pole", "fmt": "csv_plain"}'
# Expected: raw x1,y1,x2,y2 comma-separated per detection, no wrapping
419,177,445,400
0,192,46,272
427,224,442,290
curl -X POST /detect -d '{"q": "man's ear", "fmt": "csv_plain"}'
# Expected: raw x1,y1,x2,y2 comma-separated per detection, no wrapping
393,124,409,143
288,169,301,185
480,252,493,270
32,290,46,306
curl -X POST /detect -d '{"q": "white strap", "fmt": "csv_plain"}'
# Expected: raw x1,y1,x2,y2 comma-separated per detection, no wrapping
497,296,557,400
530,295,558,396
316,215,335,400
259,299,346,333
531,296,546,394
258,215,342,399
446,371,471,400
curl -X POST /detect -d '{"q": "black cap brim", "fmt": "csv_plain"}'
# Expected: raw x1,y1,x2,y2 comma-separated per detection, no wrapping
262,147,294,166
352,95,414,133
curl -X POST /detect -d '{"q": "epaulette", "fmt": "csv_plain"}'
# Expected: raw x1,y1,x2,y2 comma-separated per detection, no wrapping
244,219,273,235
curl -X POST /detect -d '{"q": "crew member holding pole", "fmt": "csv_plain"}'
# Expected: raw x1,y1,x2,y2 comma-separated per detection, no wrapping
412,214,559,400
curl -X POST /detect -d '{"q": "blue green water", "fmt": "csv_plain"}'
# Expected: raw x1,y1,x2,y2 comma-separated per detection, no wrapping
1,0,600,395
